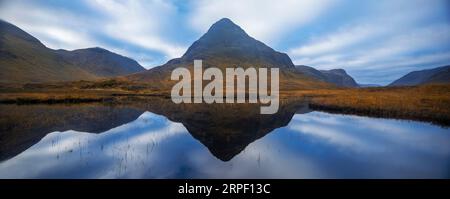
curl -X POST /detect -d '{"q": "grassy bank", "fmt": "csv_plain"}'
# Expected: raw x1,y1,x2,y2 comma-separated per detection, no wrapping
291,84,450,126
0,83,449,125
0,88,117,104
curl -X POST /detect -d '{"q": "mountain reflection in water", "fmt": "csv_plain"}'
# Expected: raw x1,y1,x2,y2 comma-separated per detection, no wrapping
0,98,449,178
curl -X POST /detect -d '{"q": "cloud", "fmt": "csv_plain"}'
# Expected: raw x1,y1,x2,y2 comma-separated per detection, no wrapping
294,24,450,64
85,0,186,59
0,1,97,50
289,25,384,57
1,0,449,80
188,0,336,44
289,0,450,84
293,25,450,70
0,0,187,68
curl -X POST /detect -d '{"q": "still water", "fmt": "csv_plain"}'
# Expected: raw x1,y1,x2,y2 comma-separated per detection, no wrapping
0,100,449,178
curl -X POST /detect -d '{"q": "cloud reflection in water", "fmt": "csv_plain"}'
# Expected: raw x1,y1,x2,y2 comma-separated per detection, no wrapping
0,111,449,178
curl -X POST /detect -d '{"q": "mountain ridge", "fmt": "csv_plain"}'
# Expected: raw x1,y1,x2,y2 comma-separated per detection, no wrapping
389,65,450,86
295,65,359,87
0,19,146,84
181,18,294,69
57,47,145,77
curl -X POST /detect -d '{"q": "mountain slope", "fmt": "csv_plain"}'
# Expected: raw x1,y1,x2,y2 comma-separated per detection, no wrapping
320,69,359,87
389,65,450,86
57,47,145,77
182,18,294,68
295,65,359,87
0,20,145,84
0,20,97,83
126,18,331,90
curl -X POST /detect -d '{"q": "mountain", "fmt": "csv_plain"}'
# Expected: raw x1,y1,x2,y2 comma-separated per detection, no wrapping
182,18,294,68
0,20,145,84
126,18,331,90
56,47,144,77
295,65,359,87
320,69,359,87
389,65,450,86
0,20,96,83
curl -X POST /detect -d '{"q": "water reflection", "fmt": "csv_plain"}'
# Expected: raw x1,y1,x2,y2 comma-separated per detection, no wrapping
0,104,144,161
0,99,449,178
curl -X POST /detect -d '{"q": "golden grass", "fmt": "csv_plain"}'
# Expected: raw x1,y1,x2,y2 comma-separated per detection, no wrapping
288,84,450,125
0,83,449,125
0,88,115,104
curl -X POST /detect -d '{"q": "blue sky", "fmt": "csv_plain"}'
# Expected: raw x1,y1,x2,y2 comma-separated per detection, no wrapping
0,0,449,85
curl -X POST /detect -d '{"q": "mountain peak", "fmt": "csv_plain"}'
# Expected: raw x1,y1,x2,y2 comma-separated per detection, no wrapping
213,18,235,26
180,18,294,69
207,18,244,33
183,18,251,54
127,18,332,89
86,47,109,52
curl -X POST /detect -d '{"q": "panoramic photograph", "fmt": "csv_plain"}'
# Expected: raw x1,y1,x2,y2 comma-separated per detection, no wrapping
0,0,449,182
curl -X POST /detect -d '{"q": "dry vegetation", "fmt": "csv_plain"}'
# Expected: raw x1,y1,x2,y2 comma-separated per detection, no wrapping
0,87,118,104
288,84,450,125
0,79,168,104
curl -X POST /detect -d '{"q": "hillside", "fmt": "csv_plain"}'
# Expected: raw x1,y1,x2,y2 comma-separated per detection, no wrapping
56,47,145,77
295,65,359,87
0,20,145,84
389,65,450,86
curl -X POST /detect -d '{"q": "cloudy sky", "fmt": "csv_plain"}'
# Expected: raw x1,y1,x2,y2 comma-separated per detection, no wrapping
0,0,449,85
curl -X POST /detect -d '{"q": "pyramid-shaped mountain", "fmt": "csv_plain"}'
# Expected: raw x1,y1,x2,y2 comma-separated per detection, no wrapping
126,18,331,90
182,18,294,68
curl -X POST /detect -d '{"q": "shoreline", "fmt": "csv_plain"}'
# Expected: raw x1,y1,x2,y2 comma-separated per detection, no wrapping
0,84,448,126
